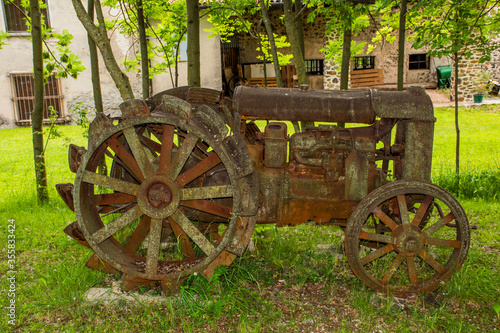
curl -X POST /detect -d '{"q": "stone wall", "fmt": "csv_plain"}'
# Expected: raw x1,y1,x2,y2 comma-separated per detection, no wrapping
322,26,448,90
237,6,325,89
238,7,325,64
236,7,451,92
481,37,500,81
323,31,342,90
451,53,485,102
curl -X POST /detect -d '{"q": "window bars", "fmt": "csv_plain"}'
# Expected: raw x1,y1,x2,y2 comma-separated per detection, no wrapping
10,73,64,124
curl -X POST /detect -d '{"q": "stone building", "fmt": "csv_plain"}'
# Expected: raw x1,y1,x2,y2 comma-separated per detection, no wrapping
0,0,145,128
0,1,224,128
0,1,497,128
224,4,497,102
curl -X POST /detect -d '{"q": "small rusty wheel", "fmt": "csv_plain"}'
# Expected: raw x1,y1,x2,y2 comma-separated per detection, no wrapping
74,97,257,282
345,180,470,295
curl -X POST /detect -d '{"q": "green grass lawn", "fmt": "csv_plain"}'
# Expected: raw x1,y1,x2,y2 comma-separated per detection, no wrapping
433,105,500,170
0,105,499,332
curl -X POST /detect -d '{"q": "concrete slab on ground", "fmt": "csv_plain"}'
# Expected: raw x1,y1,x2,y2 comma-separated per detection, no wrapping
351,83,500,107
85,282,167,306
426,89,500,108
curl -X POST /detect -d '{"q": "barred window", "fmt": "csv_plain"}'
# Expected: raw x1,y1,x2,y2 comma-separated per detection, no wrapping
10,73,63,123
353,56,375,70
3,0,49,33
305,59,324,75
409,54,429,70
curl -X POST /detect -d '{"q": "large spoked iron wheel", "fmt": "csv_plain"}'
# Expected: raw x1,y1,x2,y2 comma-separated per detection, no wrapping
73,97,256,284
345,180,470,295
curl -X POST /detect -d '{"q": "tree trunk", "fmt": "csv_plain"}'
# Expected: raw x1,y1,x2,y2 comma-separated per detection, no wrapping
71,0,134,101
258,32,269,85
87,0,106,175
186,0,200,87
294,0,305,61
283,0,307,85
30,0,48,204
137,0,150,98
284,0,309,130
340,23,351,90
87,0,103,114
339,20,352,128
258,0,283,87
397,0,407,91
454,52,460,178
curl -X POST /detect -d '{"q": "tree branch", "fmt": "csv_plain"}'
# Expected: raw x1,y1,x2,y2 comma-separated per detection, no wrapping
294,0,311,20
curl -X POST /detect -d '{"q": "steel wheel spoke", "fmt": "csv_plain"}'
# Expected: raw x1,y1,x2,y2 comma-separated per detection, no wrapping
125,215,151,254
412,196,434,226
107,135,144,181
171,209,217,257
380,254,405,284
82,170,139,196
397,195,410,224
139,135,162,153
145,218,163,275
167,133,198,180
419,249,446,274
99,202,135,217
92,206,142,244
424,212,455,236
180,185,234,201
359,231,394,244
427,237,462,248
372,207,398,230
93,193,136,206
123,127,155,179
159,125,175,174
177,153,222,187
346,181,470,294
169,218,196,260
406,256,418,285
360,244,395,266
181,200,232,219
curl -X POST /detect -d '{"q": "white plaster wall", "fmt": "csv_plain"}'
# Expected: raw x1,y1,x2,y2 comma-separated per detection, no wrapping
152,14,222,94
0,0,141,128
200,16,222,89
0,5,34,127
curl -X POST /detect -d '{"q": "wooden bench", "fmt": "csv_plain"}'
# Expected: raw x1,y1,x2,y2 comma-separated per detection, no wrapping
350,69,384,88
245,77,278,87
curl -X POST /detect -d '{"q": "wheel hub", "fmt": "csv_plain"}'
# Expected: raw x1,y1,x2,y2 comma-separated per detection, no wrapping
137,176,179,219
148,183,172,207
392,224,426,256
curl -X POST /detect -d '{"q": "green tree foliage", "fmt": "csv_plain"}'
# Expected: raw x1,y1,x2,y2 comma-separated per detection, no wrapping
256,33,293,66
5,0,85,80
104,0,187,87
310,0,396,67
205,0,260,41
0,30,10,49
410,0,500,62
409,0,500,177
43,30,86,80
310,0,369,67
1,0,85,203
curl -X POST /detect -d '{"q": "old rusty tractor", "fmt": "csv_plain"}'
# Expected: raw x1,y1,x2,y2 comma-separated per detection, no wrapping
57,85,469,295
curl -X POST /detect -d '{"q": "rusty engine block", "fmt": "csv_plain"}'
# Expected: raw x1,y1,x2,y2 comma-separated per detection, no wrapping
57,85,469,295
